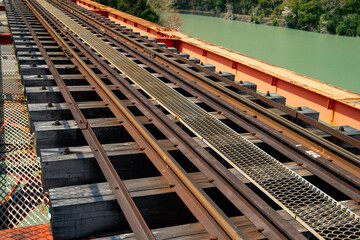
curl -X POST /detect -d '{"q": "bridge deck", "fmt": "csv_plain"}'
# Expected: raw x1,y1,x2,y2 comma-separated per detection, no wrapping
39,0,360,238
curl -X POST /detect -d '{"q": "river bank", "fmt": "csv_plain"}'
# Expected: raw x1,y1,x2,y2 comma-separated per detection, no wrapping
177,9,284,26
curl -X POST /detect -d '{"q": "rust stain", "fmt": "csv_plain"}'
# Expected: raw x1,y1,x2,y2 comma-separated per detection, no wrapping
0,224,53,240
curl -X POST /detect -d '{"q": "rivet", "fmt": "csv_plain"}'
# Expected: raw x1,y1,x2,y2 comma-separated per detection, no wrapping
169,183,175,188
40,85,47,90
256,226,264,232
54,120,61,126
47,102,53,107
62,147,70,155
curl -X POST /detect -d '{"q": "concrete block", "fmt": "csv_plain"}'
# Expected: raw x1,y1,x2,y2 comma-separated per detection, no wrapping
156,42,167,48
257,91,286,108
201,63,215,72
219,71,235,81
167,47,177,53
292,106,319,128
236,81,257,94
178,52,190,59
188,57,200,64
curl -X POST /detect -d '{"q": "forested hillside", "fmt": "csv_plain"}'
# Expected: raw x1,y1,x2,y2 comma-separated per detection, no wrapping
94,0,359,36
94,0,181,29
174,0,360,36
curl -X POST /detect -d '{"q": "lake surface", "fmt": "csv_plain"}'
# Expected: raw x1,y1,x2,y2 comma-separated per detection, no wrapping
179,14,360,94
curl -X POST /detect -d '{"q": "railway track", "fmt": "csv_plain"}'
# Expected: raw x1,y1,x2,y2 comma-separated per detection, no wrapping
58,0,360,170
6,0,360,239
52,0,360,181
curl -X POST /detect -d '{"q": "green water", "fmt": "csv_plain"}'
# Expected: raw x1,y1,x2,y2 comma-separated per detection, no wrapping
179,14,360,94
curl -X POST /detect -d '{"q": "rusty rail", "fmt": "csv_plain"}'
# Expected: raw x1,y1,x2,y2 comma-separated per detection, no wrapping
14,0,155,238
56,0,360,200
22,0,247,238
60,0,360,170
35,0,360,239
44,1,310,239
11,0,360,238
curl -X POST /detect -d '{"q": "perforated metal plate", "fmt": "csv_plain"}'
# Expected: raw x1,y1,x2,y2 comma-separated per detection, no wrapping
0,12,49,230
0,55,25,102
0,223,52,239
0,103,33,152
0,151,49,229
37,0,360,238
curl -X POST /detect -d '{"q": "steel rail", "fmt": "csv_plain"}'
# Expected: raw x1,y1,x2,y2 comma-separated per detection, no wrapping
35,1,360,239
46,2,309,239
26,0,246,239
59,0,360,170
11,0,155,239
55,0,360,202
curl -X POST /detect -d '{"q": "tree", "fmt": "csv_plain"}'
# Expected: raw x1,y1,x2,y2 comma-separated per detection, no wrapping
297,0,322,30
147,0,182,29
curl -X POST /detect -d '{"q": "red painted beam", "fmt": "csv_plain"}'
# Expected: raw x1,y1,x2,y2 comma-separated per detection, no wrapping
0,34,12,44
0,224,53,239
94,10,108,18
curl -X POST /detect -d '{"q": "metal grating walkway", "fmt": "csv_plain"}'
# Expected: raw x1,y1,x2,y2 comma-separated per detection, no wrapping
0,1,48,229
38,0,360,239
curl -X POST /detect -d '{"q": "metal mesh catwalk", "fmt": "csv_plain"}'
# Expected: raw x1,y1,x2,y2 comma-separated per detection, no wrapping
38,0,360,238
0,4,49,228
